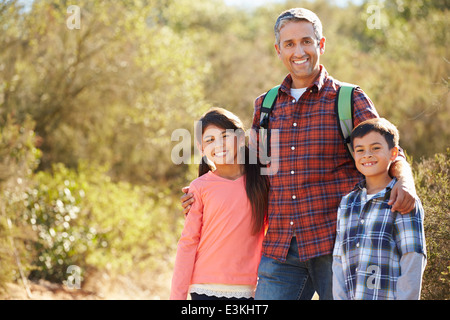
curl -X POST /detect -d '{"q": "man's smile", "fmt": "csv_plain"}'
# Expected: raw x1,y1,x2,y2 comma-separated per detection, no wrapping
293,58,308,65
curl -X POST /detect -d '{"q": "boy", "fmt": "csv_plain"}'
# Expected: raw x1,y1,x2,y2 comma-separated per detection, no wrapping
332,118,426,300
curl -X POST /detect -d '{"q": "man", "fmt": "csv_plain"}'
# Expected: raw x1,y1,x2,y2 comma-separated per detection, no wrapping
180,8,416,300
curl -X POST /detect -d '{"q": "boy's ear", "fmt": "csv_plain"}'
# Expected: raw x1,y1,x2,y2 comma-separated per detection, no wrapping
390,146,399,161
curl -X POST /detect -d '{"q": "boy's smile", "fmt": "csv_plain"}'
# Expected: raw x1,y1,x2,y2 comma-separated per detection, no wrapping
353,131,398,193
361,161,377,167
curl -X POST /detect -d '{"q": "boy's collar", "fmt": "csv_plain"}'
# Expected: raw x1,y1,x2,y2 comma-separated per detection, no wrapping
354,177,398,196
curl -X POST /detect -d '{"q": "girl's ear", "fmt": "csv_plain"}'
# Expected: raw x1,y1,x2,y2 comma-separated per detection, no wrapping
196,141,203,154
239,134,246,148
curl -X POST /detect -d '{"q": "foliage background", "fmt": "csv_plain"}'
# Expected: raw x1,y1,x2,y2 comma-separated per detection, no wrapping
0,0,448,299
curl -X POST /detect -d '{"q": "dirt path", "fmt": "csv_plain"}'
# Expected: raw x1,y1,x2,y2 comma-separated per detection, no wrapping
1,270,172,300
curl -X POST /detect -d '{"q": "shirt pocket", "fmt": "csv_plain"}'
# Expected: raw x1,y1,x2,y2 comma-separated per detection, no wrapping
302,107,340,160
268,107,291,131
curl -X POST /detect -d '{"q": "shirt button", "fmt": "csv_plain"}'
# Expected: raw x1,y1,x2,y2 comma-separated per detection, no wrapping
290,221,294,226
291,170,295,175
292,99,296,103
361,219,365,224
292,195,296,199
356,242,360,248
293,122,297,127
291,146,295,150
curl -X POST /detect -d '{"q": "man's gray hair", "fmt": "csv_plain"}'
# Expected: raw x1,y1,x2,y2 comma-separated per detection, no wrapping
274,8,323,46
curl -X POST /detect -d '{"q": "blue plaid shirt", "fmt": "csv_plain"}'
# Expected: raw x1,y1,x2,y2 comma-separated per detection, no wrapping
333,178,426,300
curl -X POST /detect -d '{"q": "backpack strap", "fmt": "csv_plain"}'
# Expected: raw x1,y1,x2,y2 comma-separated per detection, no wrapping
259,85,280,128
335,83,358,159
258,85,280,160
258,83,357,160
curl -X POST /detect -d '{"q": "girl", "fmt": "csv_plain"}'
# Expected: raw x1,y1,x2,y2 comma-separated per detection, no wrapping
170,108,269,300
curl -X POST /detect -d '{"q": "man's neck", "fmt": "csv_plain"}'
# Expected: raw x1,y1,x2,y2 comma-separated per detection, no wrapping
291,77,314,89
290,66,321,89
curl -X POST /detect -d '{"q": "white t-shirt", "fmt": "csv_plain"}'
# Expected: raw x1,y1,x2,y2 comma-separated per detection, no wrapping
290,87,307,102
366,193,377,201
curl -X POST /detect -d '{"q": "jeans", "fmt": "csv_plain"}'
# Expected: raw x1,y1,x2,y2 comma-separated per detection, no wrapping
254,237,333,300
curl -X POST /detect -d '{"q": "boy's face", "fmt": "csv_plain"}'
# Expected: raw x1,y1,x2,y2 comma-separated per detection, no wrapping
353,131,398,179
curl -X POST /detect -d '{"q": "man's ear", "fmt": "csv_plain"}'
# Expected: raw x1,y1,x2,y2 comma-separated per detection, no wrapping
319,37,326,55
274,43,281,59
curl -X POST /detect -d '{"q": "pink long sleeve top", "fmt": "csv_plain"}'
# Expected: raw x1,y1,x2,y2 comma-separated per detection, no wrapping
170,171,264,300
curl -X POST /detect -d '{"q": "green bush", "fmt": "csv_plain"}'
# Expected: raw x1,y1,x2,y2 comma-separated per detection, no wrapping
0,114,179,289
76,161,178,274
24,164,95,282
414,149,450,300
23,162,179,283
0,114,40,291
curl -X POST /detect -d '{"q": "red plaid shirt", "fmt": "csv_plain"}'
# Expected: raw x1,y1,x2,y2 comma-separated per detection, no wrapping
252,65,379,262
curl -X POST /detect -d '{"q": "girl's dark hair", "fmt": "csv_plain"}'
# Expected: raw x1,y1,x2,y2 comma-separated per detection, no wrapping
197,108,269,234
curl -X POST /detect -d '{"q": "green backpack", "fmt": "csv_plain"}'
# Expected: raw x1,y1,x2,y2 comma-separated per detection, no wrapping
259,83,357,159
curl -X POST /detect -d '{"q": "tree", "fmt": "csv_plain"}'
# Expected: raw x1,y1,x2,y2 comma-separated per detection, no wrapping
0,0,211,185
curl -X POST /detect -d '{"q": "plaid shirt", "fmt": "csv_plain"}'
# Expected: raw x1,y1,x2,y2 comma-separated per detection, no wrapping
251,66,379,262
333,178,426,299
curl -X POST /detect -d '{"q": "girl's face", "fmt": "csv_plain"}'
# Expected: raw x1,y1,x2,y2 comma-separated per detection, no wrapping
201,124,243,166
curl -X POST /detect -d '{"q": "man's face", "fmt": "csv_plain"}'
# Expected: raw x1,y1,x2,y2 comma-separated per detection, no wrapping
275,20,325,88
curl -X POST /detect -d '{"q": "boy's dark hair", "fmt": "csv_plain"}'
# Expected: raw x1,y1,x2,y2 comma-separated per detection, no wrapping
350,118,399,150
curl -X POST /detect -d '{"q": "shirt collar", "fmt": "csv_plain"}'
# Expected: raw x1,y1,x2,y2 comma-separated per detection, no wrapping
354,177,398,198
279,65,328,96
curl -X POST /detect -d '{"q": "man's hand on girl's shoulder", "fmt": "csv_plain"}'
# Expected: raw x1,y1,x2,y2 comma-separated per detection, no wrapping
180,186,194,216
